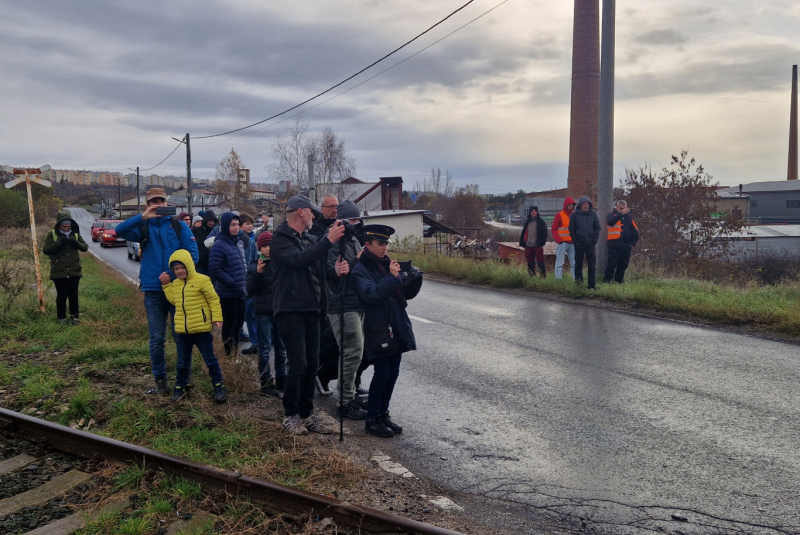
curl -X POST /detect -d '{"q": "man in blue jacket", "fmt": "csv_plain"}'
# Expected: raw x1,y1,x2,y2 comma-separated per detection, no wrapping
115,187,199,395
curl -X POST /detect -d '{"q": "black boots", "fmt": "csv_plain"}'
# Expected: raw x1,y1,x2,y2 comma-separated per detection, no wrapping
339,399,367,420
379,412,403,434
171,386,186,402
528,262,547,278
154,377,169,396
213,383,227,404
365,413,402,437
537,261,546,278
260,378,279,398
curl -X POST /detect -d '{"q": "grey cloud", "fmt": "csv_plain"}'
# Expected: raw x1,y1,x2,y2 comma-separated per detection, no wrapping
635,29,689,46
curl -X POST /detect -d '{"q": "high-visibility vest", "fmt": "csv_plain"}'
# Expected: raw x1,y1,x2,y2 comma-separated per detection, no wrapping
608,218,638,241
556,211,572,243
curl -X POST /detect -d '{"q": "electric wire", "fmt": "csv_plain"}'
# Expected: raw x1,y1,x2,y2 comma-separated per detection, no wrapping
194,0,511,148
136,138,185,172
192,0,478,140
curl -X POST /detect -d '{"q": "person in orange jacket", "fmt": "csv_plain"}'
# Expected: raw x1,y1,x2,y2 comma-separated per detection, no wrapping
551,197,576,279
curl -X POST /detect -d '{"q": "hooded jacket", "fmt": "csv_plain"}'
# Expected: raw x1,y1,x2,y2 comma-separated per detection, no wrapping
270,220,333,315
192,210,218,270
519,210,548,249
116,214,198,292
246,256,276,315
42,211,89,279
324,233,364,313
207,212,247,299
568,196,601,246
162,249,223,334
551,197,576,244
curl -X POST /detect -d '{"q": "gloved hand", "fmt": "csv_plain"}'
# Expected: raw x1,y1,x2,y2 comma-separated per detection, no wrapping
68,237,78,245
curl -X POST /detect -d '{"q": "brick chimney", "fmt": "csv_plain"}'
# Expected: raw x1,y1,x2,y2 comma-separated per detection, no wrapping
789,64,798,181
567,0,601,199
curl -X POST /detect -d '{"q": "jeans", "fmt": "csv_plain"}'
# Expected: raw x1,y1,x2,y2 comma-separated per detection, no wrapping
328,311,365,401
277,312,320,418
176,331,223,388
255,313,286,382
366,353,402,419
144,291,180,380
219,297,246,356
244,297,257,342
53,277,80,319
604,245,632,283
574,243,597,289
555,242,575,279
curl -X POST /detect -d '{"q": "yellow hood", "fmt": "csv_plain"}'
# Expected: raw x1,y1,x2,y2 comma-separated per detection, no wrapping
169,249,197,279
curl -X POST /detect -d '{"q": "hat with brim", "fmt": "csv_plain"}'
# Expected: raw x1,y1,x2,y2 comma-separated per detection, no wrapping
285,195,321,216
145,187,168,202
363,224,395,242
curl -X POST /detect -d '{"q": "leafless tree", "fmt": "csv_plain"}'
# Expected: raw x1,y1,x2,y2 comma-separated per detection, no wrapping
214,148,244,210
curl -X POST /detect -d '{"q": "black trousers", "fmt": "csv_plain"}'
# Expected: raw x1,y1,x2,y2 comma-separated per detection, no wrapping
53,277,81,319
574,243,597,289
277,312,320,418
604,245,632,283
219,297,245,356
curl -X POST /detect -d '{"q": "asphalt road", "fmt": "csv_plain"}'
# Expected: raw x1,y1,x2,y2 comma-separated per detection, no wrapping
67,207,142,284
70,206,799,534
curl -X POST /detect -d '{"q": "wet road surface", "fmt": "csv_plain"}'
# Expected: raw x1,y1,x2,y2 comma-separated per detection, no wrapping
383,279,800,534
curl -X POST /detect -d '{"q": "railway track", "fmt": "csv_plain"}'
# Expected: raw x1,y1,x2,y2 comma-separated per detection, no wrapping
0,408,463,535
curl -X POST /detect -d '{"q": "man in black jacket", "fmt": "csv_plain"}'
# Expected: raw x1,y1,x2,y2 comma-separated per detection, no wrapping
519,206,549,277
271,195,345,435
192,210,218,275
604,200,639,283
324,201,368,420
568,196,601,290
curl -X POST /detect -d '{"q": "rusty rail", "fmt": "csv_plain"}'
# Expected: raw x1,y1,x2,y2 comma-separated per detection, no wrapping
0,408,463,535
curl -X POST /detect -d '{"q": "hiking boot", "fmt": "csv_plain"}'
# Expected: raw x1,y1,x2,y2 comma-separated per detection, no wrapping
283,415,308,436
353,396,369,410
171,386,186,402
154,377,169,396
355,386,370,398
315,376,333,395
302,413,333,435
260,378,279,398
379,412,403,434
212,383,227,404
365,417,394,438
241,345,259,355
186,371,194,389
275,376,285,391
338,399,367,420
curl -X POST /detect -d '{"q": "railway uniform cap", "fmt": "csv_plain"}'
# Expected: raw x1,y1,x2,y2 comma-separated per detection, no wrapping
285,195,321,214
145,187,168,202
363,224,395,242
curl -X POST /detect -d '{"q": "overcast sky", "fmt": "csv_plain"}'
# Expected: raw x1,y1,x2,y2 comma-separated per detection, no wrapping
1,0,798,193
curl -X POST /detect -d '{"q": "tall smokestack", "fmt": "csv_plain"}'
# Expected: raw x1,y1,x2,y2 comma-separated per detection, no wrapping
567,0,601,199
789,64,798,181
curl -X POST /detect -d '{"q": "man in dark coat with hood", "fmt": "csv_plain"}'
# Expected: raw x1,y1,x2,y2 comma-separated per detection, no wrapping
193,210,218,275
43,211,89,324
519,206,549,277
568,196,601,290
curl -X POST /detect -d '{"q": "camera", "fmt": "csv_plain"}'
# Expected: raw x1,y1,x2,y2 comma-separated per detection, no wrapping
156,206,177,216
398,260,423,281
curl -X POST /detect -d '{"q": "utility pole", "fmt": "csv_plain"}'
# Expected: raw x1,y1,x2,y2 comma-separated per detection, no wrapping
117,175,122,218
596,0,616,276
136,167,141,214
186,133,193,214
307,154,316,204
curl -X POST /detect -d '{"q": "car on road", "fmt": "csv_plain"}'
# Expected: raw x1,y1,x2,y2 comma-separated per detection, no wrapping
99,220,125,247
91,219,110,242
126,240,142,261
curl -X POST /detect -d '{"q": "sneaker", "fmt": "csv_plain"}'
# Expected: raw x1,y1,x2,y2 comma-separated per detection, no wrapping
302,413,333,435
260,378,279,398
212,383,227,404
338,399,367,420
171,387,186,402
283,414,308,435
154,377,169,396
186,371,194,389
365,417,394,438
71,318,80,326
239,329,250,342
241,345,259,355
355,386,370,398
315,376,333,395
353,396,369,410
379,412,403,434
58,318,67,325
275,376,284,391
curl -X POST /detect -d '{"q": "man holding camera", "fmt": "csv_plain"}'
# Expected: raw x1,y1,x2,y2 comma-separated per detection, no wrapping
271,195,345,435
604,200,639,284
324,201,368,420
115,187,199,395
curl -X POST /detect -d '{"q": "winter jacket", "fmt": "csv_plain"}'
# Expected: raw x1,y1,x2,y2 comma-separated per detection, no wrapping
243,231,258,264
270,220,333,315
352,249,422,361
162,249,223,334
192,211,218,271
310,217,335,240
519,213,548,248
606,210,640,248
568,196,601,246
114,214,198,292
324,234,363,313
42,211,89,279
551,197,576,243
207,212,247,299
246,257,275,315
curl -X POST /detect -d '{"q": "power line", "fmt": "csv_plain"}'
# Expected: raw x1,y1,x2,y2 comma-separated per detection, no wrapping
195,0,511,147
136,139,185,172
192,0,478,140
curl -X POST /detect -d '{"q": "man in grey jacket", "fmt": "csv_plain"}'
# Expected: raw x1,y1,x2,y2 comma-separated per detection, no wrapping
568,196,601,290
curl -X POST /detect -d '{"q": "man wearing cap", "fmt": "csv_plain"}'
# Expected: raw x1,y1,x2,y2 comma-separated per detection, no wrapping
310,195,338,240
192,210,218,276
271,195,346,435
352,224,423,438
324,200,368,420
116,187,199,395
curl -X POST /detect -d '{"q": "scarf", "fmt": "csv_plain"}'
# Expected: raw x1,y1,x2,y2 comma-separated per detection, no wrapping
360,248,407,308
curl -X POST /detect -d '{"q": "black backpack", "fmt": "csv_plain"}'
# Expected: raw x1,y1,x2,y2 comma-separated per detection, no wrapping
139,218,182,251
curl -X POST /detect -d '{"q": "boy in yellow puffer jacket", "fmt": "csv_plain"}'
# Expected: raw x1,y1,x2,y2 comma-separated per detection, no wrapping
161,249,227,403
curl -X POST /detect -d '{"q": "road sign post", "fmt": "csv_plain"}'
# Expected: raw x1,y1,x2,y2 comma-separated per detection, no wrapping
3,166,52,314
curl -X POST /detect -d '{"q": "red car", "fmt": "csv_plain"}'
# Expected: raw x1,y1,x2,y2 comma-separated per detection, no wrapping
91,219,109,242
99,220,125,247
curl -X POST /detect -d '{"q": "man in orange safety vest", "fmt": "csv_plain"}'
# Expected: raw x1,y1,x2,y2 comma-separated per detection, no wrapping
604,200,639,283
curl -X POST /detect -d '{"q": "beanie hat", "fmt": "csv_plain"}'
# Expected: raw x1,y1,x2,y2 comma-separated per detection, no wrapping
192,215,203,225
177,212,190,221
257,231,272,248
336,200,361,220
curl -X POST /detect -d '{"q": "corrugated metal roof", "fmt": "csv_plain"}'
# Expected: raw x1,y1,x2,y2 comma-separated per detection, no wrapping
719,181,800,194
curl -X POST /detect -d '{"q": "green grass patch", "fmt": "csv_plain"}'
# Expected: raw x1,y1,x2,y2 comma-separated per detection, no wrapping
113,461,149,491
0,363,9,384
151,422,254,468
14,363,64,403
59,377,98,423
105,399,176,442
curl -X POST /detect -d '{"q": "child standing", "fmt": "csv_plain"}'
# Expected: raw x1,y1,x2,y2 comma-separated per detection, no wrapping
161,249,227,403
